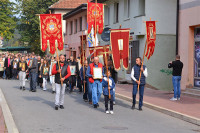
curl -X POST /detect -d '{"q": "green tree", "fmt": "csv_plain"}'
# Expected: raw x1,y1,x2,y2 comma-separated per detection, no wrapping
0,0,17,40
16,0,59,55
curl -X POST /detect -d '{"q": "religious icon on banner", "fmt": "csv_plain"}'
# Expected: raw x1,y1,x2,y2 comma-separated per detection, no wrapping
70,66,76,75
43,67,49,76
93,68,102,79
87,2,104,34
146,21,156,60
39,14,64,54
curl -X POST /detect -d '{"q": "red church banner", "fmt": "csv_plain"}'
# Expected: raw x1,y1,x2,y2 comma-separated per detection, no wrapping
39,14,64,54
146,21,156,60
87,1,104,34
110,29,130,71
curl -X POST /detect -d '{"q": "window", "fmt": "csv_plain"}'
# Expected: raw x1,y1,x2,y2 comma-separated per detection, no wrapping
79,17,82,31
104,6,110,25
138,0,145,16
114,2,119,23
70,21,73,34
75,19,77,33
124,0,130,19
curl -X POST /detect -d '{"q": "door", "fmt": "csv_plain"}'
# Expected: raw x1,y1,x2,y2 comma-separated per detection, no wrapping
194,28,200,89
127,41,139,74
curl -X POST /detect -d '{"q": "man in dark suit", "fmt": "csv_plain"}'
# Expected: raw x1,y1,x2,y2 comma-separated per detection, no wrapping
4,54,11,79
29,53,38,92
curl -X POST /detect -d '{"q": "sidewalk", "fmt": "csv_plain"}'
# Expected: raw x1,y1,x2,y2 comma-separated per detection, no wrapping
115,84,200,125
0,105,7,133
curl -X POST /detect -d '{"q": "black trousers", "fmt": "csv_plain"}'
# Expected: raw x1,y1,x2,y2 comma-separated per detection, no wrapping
12,69,18,79
77,76,82,92
0,71,3,78
5,67,11,79
82,80,88,100
69,75,76,91
104,95,113,111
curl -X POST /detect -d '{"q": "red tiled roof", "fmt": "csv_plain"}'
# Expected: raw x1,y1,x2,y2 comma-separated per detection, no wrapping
49,0,88,9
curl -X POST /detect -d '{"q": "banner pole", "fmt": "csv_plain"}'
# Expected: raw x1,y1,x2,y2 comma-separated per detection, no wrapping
137,40,147,90
94,0,97,56
103,46,111,99
55,43,63,86
82,32,86,93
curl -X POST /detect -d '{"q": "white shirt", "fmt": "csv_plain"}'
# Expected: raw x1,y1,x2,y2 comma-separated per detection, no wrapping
131,67,148,81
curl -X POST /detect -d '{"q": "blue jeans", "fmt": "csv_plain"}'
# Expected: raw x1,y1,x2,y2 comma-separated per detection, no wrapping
172,76,181,98
30,72,37,91
92,80,102,105
132,85,145,108
88,82,92,102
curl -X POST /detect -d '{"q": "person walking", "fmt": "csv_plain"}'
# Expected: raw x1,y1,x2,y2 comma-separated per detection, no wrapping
52,54,71,110
29,53,38,92
131,57,148,111
18,56,28,90
86,56,104,108
39,58,49,91
102,70,115,114
168,55,183,101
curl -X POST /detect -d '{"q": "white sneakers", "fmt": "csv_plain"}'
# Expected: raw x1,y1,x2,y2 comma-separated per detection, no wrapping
110,111,114,114
105,110,114,114
170,97,177,101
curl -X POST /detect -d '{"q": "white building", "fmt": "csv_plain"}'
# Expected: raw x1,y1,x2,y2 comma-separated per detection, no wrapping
98,0,177,91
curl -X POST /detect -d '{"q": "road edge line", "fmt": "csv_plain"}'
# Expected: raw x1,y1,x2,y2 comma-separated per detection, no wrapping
0,88,19,133
116,93,200,126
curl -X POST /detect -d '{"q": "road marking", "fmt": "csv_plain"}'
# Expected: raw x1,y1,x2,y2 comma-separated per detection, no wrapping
0,88,19,133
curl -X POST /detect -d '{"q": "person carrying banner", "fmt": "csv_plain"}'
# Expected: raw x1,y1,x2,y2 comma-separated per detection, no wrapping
18,56,28,90
52,54,71,110
131,57,148,111
80,60,89,102
86,56,104,108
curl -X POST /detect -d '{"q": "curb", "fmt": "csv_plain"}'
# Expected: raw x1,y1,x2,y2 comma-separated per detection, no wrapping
116,93,200,126
0,88,19,133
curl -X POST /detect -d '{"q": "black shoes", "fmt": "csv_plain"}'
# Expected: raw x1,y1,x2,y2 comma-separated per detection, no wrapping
131,104,135,110
20,86,22,90
55,106,58,110
139,107,143,111
55,105,64,110
23,87,25,91
93,104,98,108
60,105,64,109
52,91,55,94
97,103,99,107
31,90,36,92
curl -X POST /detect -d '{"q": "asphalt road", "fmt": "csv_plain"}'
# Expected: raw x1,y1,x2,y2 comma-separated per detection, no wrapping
0,79,199,133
